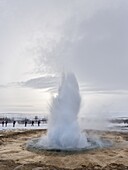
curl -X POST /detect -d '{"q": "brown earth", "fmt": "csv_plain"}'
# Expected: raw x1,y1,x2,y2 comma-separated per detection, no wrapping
0,129,128,170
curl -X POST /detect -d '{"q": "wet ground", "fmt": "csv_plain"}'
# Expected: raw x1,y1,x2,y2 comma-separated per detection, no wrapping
0,129,128,170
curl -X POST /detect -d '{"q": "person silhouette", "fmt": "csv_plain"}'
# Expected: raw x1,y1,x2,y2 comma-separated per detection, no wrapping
31,120,34,126
5,120,8,127
25,120,27,127
13,120,16,127
38,120,41,126
2,120,4,127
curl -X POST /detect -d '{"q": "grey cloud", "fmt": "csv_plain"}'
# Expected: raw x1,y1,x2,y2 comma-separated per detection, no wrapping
20,76,59,91
35,1,128,90
75,5,128,86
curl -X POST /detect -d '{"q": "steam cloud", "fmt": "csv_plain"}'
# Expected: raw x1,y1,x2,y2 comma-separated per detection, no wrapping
37,72,89,149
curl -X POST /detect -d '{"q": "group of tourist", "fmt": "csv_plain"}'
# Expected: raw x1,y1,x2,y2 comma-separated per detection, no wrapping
1,120,8,127
1,120,41,127
24,120,41,127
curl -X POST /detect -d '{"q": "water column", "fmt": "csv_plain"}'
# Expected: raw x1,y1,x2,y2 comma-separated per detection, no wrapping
38,72,89,149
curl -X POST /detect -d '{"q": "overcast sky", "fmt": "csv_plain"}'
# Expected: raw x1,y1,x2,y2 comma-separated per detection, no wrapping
0,0,128,116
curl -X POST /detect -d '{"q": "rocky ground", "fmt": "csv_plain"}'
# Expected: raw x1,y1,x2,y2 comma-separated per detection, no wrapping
0,129,128,170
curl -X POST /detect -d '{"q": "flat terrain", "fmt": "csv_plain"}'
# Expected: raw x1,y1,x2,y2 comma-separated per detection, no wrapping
0,129,128,170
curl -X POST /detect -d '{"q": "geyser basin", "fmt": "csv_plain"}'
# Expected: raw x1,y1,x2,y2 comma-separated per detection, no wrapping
27,136,112,152
27,72,112,151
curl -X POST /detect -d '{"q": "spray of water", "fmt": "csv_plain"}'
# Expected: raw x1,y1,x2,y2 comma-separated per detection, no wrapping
36,72,89,149
27,72,112,151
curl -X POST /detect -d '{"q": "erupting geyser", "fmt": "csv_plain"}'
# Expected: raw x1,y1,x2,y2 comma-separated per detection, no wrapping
40,72,90,149
27,72,111,151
